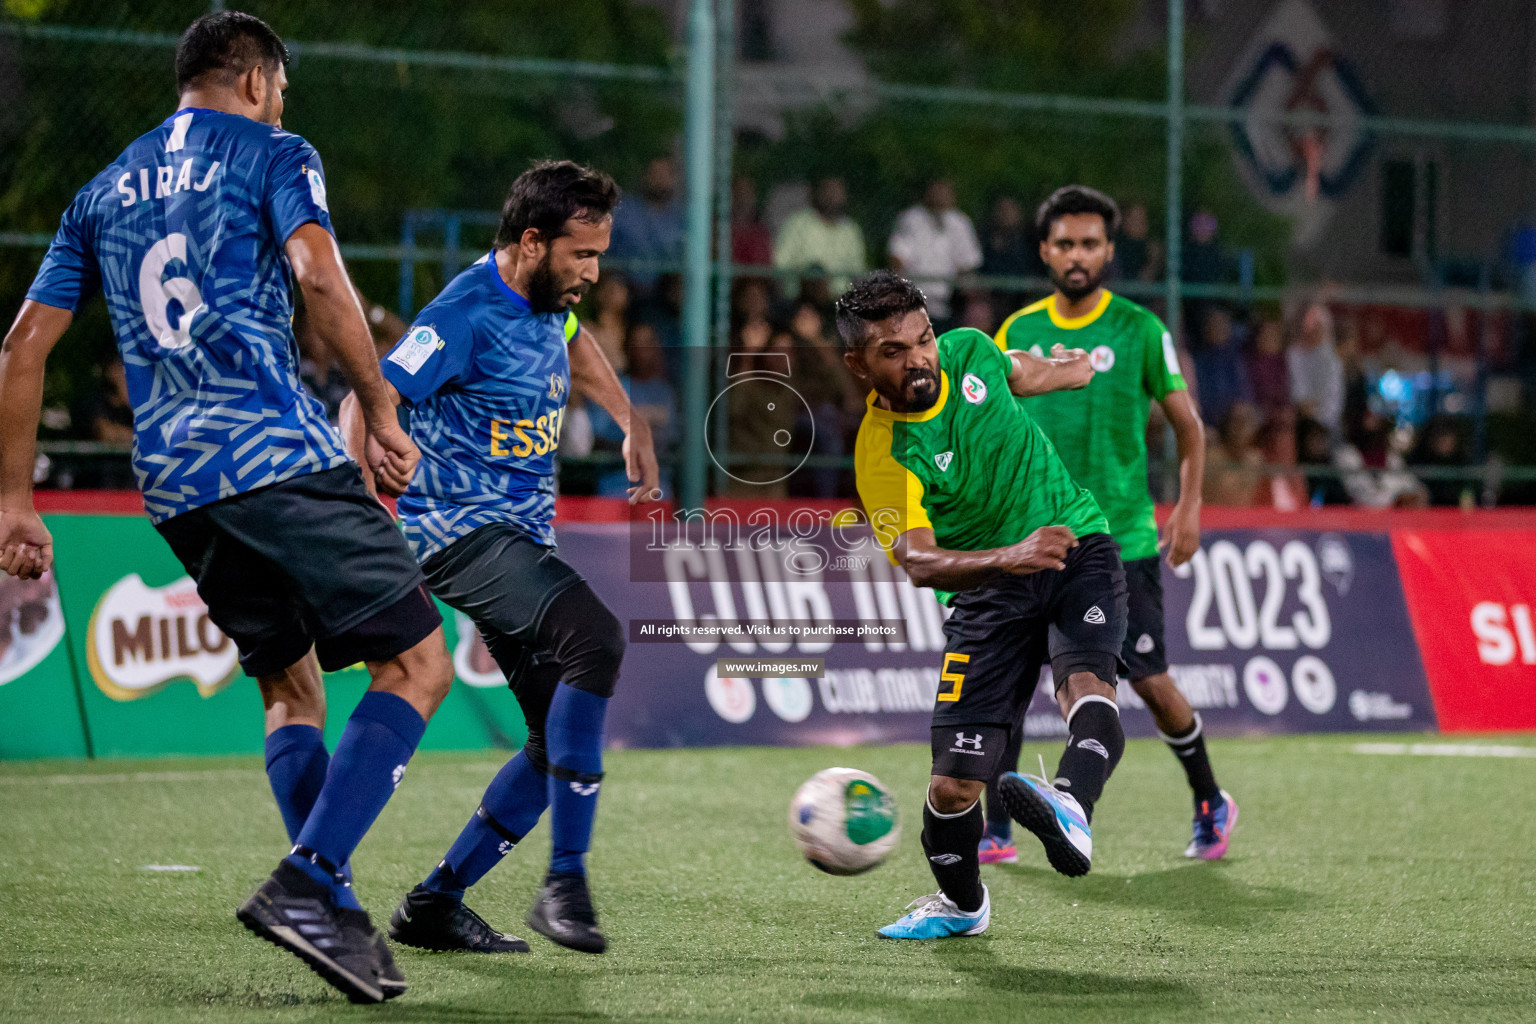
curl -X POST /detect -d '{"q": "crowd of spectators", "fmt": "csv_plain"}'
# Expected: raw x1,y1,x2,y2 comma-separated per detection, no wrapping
55,155,1482,508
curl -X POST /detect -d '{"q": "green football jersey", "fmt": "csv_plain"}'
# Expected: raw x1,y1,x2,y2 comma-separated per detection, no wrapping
853,328,1108,603
995,291,1186,562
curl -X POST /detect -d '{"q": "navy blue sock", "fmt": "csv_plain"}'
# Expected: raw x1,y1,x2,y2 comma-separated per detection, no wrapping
545,684,608,878
289,692,426,899
264,725,362,910
422,751,549,899
265,724,329,841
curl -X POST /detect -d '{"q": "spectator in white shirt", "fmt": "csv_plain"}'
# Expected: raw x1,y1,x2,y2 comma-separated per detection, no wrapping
888,180,983,330
1288,302,1345,434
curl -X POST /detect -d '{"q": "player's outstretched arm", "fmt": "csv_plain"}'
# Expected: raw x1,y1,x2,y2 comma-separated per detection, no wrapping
1006,344,1094,397
893,525,1078,592
0,301,72,580
1158,389,1205,567
286,224,418,492
568,325,660,504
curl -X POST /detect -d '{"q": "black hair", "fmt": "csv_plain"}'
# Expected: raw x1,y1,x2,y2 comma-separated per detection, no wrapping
494,160,621,249
834,271,927,351
1035,185,1122,239
175,12,289,92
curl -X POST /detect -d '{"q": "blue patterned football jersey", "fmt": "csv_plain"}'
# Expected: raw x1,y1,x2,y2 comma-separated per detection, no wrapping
383,254,578,559
27,108,348,523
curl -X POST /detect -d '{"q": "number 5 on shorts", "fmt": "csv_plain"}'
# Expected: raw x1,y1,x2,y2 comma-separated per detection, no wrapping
937,652,970,703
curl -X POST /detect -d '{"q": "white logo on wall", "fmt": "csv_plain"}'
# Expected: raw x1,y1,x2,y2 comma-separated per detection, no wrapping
1243,655,1289,715
705,666,756,723
761,676,814,723
1089,346,1115,373
0,572,66,688
1290,655,1336,714
1223,0,1376,248
1316,533,1354,596
87,574,238,701
452,612,507,688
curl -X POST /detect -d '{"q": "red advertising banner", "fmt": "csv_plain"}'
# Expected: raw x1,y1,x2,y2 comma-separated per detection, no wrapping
1392,529,1536,732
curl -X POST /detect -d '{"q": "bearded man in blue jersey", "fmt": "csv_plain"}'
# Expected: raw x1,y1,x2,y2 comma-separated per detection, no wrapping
0,12,454,1003
343,160,660,957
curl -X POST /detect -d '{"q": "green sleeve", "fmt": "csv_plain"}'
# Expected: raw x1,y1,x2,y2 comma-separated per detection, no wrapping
945,327,1011,378
1142,312,1186,400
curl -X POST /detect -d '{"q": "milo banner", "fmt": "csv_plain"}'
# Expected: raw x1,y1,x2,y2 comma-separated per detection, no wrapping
42,514,528,759
0,510,1481,760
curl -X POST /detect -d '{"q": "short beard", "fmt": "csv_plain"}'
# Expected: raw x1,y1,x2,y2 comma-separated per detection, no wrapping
525,252,568,314
1050,264,1106,303
879,366,940,413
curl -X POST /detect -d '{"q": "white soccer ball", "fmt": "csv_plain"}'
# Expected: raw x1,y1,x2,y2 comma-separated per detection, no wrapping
788,767,901,875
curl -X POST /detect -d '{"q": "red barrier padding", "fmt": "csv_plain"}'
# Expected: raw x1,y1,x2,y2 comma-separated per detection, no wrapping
33,491,149,515
1392,530,1536,733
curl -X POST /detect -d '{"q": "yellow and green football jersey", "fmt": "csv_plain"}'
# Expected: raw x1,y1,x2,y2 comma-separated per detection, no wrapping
853,328,1108,603
994,291,1185,562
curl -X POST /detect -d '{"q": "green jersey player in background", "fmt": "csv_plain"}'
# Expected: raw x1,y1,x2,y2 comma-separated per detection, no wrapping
841,270,1129,940
989,186,1237,862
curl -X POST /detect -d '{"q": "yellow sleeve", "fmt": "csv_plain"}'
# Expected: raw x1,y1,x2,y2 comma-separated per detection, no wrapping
854,419,931,564
993,309,1024,351
563,310,579,343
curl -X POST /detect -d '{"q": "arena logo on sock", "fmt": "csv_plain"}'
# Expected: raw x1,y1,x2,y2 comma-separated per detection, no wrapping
85,574,237,701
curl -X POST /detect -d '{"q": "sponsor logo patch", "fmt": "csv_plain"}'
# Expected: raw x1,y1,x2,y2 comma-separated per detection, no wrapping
1135,633,1155,654
935,451,954,472
305,166,328,213
961,373,987,404
1090,345,1116,372
387,325,444,376
1083,605,1107,625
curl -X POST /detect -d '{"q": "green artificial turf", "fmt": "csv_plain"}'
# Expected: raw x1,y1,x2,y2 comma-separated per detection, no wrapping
2,735,1533,1023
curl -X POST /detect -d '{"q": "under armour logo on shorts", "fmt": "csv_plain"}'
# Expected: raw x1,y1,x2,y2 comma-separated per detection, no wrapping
954,732,983,750
1083,606,1106,625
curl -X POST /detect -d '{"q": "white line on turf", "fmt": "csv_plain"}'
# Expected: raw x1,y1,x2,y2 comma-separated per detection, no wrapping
0,763,507,787
1352,743,1536,758
139,865,201,872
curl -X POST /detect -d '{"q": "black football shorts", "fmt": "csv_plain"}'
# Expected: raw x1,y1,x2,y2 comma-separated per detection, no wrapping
930,531,1128,781
1120,556,1169,681
155,465,440,677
